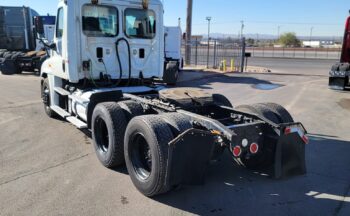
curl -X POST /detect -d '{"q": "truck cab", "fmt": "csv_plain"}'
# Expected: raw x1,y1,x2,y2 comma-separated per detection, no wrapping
43,0,164,83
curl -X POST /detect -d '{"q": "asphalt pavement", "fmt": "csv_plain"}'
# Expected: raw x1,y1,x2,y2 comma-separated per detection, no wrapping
1,58,350,216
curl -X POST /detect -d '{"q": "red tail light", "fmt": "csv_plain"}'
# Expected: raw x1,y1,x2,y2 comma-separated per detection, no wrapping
250,143,259,154
341,16,350,63
302,135,309,144
233,146,242,157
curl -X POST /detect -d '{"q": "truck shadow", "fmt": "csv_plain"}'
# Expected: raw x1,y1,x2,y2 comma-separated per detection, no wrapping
178,73,277,90
153,135,350,216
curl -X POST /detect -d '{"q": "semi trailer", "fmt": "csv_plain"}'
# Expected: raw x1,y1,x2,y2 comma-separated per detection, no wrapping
329,13,350,90
0,6,55,75
41,0,308,197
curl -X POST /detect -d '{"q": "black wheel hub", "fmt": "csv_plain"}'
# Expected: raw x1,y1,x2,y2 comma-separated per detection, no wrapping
95,117,109,153
130,133,152,180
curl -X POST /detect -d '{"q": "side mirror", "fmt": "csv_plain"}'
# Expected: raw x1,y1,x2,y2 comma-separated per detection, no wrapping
49,43,57,50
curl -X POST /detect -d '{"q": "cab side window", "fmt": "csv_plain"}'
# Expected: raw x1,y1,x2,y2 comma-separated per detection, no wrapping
56,8,64,38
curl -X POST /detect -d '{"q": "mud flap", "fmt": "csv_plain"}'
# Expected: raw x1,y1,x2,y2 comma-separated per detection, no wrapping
329,77,346,90
166,129,216,187
274,132,306,179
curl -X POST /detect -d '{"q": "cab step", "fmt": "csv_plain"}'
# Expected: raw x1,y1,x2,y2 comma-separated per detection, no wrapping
54,87,70,96
66,116,87,129
51,105,70,118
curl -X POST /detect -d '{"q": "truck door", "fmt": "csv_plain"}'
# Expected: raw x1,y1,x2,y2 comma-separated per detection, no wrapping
124,7,162,78
50,6,67,77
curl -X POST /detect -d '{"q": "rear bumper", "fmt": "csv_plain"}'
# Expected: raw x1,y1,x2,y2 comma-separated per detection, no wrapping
329,71,348,90
165,123,308,187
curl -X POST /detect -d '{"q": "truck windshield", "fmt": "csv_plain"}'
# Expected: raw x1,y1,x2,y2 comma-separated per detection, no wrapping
82,5,118,37
125,8,156,39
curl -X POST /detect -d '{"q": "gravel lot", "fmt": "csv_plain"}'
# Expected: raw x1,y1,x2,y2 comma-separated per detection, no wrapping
0,58,350,216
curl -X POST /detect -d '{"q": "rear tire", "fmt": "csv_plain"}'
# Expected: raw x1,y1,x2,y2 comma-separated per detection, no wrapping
164,61,179,86
118,100,144,121
259,103,294,123
124,115,174,197
213,94,233,107
160,113,192,136
92,102,128,168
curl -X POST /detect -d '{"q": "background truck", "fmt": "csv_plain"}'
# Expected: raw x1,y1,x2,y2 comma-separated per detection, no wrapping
329,14,350,90
0,6,55,75
164,26,183,69
40,0,308,197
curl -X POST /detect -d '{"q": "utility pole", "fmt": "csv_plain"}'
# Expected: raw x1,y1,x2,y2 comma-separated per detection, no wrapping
277,25,281,39
185,0,193,66
206,16,212,68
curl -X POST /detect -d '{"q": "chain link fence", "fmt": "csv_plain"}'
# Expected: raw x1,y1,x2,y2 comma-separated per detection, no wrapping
247,46,342,59
182,38,342,70
182,38,244,70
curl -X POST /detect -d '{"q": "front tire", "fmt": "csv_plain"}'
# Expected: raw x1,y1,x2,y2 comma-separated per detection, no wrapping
92,102,128,168
124,115,174,197
41,78,56,118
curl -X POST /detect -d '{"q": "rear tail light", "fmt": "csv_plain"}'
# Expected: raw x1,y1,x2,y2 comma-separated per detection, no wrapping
302,135,309,144
250,143,259,154
285,126,309,144
285,127,292,135
233,146,242,157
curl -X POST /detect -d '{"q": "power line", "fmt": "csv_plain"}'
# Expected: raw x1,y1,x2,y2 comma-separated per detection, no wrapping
192,20,342,26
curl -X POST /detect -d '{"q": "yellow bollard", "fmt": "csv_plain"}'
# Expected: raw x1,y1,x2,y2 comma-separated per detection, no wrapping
231,59,235,72
223,59,227,72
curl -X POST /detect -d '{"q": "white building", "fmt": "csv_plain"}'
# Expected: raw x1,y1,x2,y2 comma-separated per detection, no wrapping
302,40,338,48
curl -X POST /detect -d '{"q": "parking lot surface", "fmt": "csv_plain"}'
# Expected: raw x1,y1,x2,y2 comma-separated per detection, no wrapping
1,58,350,216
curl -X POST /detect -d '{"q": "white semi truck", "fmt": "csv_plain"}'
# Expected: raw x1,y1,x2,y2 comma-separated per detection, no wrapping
41,0,308,197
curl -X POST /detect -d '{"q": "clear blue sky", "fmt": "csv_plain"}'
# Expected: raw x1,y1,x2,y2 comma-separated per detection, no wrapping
1,0,348,37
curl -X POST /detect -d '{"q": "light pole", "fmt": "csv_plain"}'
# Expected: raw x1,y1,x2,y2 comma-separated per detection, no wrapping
309,27,314,45
206,16,212,68
277,25,281,39
240,20,245,38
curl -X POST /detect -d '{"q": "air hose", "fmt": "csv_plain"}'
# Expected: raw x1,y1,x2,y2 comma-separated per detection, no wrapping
115,38,132,86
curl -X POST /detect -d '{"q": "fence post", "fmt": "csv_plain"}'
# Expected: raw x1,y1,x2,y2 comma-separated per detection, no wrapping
240,37,246,73
213,40,217,68
315,48,317,58
293,47,296,58
195,38,198,66
262,47,265,57
207,39,210,68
